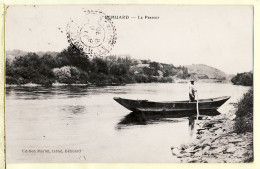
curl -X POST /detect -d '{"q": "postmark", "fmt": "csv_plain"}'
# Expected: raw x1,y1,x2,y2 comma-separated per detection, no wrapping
66,10,117,57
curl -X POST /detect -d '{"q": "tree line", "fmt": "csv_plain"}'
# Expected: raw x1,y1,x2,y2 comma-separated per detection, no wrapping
6,46,190,86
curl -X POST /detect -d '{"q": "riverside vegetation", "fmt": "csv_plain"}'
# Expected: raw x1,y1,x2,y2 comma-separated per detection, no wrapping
6,46,189,86
171,73,253,163
231,72,253,86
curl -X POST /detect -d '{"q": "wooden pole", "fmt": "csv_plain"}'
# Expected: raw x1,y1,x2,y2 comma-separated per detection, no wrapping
196,92,199,120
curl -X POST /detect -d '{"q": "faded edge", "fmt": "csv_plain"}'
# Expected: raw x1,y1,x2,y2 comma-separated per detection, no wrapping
0,4,5,169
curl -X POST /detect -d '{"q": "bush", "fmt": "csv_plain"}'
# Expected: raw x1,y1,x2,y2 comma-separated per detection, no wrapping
148,76,160,82
33,75,53,86
134,74,149,83
89,73,111,84
53,66,88,84
160,77,173,83
234,88,253,133
231,72,253,86
6,76,27,85
116,74,135,83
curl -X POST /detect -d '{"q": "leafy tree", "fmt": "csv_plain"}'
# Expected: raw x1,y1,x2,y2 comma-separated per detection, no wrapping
143,67,159,76
110,63,130,75
38,54,57,79
149,62,161,71
12,53,41,80
56,46,91,71
231,72,253,86
91,57,109,74
6,58,14,77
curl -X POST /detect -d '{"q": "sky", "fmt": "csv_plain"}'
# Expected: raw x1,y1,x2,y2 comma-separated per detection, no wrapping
5,5,253,74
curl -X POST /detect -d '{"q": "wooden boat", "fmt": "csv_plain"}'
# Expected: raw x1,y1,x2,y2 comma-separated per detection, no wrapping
113,96,230,112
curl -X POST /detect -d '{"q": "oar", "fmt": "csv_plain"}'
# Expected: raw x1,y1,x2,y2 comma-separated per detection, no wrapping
196,92,199,120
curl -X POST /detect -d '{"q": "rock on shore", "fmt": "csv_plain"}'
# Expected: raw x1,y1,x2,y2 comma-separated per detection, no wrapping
171,105,253,163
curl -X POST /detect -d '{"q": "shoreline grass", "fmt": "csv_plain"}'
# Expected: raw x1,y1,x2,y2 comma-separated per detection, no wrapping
234,88,253,134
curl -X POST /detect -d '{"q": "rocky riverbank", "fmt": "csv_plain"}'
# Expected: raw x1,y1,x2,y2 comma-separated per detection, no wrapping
171,103,253,163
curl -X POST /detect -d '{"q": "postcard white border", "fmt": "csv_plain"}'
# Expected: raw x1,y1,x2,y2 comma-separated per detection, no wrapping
0,0,259,169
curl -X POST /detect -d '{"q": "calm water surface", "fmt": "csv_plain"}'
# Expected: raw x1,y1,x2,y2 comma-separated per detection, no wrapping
5,83,250,162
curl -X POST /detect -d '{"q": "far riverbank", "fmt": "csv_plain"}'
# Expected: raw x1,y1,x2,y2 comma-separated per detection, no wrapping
5,78,231,88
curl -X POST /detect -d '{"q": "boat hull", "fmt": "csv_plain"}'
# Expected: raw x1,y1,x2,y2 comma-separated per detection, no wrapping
113,96,230,112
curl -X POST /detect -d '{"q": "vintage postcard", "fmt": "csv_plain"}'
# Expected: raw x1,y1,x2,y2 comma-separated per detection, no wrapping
2,4,254,165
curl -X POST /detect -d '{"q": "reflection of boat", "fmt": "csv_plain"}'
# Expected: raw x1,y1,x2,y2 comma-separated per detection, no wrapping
113,96,230,112
118,110,220,126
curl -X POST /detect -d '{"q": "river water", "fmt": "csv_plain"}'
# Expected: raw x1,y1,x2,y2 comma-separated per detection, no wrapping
5,83,250,162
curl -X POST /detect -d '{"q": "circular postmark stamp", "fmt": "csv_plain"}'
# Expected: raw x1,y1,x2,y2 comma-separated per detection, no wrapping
66,10,117,57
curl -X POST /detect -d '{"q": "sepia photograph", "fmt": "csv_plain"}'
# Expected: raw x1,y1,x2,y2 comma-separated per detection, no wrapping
4,5,253,163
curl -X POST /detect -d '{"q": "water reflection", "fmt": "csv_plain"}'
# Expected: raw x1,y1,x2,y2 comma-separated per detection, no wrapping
61,105,86,115
5,85,129,100
188,116,196,132
118,110,220,127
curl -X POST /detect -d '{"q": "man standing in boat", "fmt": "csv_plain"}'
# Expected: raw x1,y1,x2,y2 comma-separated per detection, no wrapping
189,79,197,102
